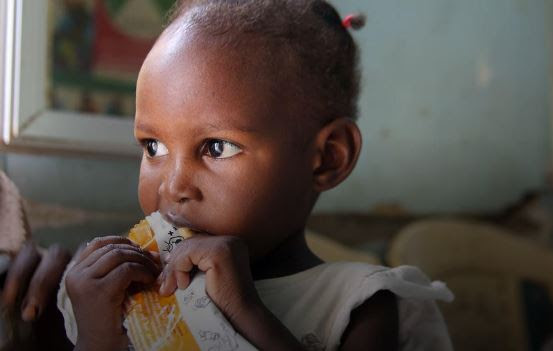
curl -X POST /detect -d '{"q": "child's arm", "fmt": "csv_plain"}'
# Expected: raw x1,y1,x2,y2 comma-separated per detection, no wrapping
65,236,160,351
340,290,399,350
227,289,399,351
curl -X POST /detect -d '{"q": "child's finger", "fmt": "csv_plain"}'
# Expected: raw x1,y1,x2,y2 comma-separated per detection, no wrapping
149,251,161,264
73,242,87,259
21,245,71,321
175,270,190,291
87,246,160,278
158,244,198,296
105,262,157,294
74,236,138,264
159,269,178,296
2,243,41,307
80,243,156,270
165,237,202,273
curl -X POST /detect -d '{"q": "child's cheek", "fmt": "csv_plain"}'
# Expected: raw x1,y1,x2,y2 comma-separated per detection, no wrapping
138,163,161,215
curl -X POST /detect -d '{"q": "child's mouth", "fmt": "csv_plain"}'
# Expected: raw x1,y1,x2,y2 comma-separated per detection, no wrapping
162,211,208,235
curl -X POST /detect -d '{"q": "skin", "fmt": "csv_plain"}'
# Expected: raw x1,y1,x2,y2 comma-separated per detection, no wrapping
2,243,73,349
9,20,397,351
67,237,161,351
135,32,322,269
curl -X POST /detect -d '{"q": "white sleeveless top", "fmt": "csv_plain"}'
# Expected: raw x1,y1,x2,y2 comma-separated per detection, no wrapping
254,262,454,351
58,262,454,350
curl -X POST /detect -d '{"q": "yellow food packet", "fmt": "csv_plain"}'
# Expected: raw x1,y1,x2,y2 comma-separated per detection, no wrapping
126,217,199,351
124,212,256,351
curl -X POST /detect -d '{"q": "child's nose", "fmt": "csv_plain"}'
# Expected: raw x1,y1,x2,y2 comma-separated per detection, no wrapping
160,159,202,203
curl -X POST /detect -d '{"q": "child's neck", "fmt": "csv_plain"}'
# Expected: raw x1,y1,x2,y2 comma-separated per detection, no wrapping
251,229,323,281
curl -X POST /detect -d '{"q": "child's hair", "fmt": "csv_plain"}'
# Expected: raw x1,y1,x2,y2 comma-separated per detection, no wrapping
165,0,365,124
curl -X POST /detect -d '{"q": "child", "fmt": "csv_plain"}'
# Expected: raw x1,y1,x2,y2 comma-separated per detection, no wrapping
18,0,455,350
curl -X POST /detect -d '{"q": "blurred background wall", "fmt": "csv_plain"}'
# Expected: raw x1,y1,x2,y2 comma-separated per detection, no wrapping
0,0,552,219
317,0,553,214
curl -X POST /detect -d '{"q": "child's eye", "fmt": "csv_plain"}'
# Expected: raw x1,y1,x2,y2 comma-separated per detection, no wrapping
204,139,242,159
143,139,169,158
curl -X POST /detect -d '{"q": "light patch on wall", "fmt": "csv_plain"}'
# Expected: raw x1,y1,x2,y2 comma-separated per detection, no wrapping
476,54,493,88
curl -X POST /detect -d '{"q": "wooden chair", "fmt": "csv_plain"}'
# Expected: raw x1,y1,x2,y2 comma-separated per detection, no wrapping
306,229,380,265
388,218,553,351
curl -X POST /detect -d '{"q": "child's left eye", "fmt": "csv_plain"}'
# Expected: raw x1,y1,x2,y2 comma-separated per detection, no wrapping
204,139,242,159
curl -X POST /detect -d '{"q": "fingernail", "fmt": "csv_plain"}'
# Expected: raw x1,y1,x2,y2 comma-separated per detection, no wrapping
159,279,168,295
20,297,28,311
157,269,167,284
21,303,39,322
158,268,167,285
176,271,189,291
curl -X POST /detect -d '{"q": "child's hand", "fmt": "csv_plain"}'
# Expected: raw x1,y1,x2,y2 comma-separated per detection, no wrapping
158,235,260,322
2,242,71,321
158,236,307,350
65,236,160,351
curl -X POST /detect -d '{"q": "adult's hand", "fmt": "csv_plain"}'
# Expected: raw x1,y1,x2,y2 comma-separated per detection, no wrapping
2,242,72,321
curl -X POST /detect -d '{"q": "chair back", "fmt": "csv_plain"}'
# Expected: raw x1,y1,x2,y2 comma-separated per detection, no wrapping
388,219,553,351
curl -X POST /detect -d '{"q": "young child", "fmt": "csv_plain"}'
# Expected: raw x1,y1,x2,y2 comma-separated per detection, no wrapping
16,1,455,350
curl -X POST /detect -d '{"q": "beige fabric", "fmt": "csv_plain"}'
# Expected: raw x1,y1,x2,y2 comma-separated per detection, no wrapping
388,218,553,351
0,170,29,254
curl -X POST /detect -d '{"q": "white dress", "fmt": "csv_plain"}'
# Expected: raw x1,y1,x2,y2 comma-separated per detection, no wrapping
58,262,454,350
254,262,454,351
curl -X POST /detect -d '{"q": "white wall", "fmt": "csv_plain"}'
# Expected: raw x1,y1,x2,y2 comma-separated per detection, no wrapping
315,0,552,213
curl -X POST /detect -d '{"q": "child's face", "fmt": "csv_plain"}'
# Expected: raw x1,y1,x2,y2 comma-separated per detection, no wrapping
135,30,317,259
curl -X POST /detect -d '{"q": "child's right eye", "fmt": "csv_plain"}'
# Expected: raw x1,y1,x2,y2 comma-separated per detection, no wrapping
142,139,169,158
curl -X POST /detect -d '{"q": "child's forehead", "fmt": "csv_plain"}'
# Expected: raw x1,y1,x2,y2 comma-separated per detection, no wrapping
136,31,299,137
144,28,279,97
137,27,310,131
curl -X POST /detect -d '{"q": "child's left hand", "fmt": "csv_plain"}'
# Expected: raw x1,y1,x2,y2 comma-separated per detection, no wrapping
158,235,308,350
158,235,260,322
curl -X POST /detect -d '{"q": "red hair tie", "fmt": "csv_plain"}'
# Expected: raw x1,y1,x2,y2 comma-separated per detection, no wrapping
342,14,355,29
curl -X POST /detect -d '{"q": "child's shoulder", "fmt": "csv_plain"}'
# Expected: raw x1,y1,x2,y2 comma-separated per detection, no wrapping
256,261,453,301
255,262,454,351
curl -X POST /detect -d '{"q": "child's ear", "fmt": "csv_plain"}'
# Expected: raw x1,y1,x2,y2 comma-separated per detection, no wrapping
312,117,362,192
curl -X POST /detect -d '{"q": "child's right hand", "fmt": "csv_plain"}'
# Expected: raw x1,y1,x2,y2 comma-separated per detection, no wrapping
65,236,160,351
